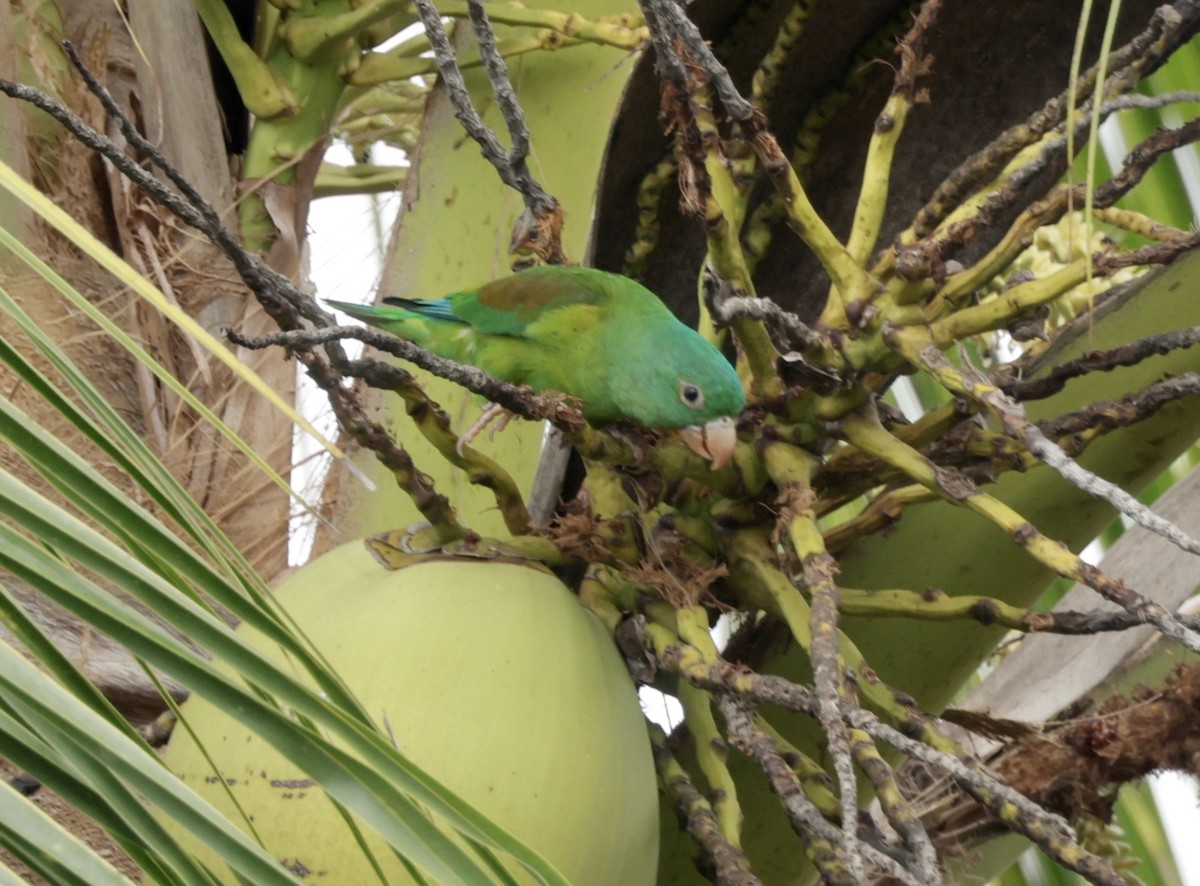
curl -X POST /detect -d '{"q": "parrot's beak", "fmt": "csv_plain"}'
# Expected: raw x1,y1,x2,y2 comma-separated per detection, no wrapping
680,416,737,470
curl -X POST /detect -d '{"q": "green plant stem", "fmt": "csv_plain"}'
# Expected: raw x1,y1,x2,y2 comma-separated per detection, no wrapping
928,259,1089,343
194,0,296,117
673,605,746,849
389,376,532,536
648,724,760,884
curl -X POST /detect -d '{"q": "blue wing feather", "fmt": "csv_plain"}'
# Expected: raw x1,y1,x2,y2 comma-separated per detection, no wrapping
381,296,460,323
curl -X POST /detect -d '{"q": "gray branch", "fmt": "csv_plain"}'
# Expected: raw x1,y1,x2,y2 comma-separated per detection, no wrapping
412,0,555,216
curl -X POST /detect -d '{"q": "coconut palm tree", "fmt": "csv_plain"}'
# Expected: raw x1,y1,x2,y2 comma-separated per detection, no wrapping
1,0,1198,882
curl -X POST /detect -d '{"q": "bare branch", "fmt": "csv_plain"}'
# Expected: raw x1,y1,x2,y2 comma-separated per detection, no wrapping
411,0,564,261
1038,373,1200,439
1095,228,1200,273
998,327,1200,400
717,694,923,886
909,3,1200,238
907,344,1200,654
650,726,762,886
959,358,1200,568
659,645,1123,885
465,0,534,180
228,324,550,421
637,0,754,122
713,296,829,353
1026,421,1200,559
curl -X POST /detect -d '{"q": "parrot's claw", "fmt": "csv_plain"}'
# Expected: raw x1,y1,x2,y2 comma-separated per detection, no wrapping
456,403,514,456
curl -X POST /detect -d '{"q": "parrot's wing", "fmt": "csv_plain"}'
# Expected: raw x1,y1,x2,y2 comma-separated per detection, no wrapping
339,267,637,339
441,268,611,336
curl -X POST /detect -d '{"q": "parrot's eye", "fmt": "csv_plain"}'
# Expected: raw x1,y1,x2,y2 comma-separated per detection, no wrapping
679,381,704,409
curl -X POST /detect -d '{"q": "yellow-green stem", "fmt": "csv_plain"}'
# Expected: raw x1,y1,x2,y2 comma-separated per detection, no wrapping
391,376,532,535
847,96,910,270
927,259,1089,343
194,0,296,117
839,405,1108,598
675,606,746,848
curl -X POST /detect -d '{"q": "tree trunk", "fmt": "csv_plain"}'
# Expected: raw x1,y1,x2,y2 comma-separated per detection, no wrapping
1,0,294,717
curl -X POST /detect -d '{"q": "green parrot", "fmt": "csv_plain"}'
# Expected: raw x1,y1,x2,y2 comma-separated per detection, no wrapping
326,266,745,467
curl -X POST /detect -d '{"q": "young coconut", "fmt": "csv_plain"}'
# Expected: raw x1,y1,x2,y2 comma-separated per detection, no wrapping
159,543,658,884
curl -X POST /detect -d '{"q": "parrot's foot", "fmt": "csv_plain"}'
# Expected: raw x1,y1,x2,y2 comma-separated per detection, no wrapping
456,403,514,456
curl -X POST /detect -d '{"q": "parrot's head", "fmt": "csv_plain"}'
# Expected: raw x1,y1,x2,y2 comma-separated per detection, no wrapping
672,353,745,470
613,330,745,470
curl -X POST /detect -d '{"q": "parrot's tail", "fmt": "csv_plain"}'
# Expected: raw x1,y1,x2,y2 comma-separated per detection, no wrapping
323,299,430,344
